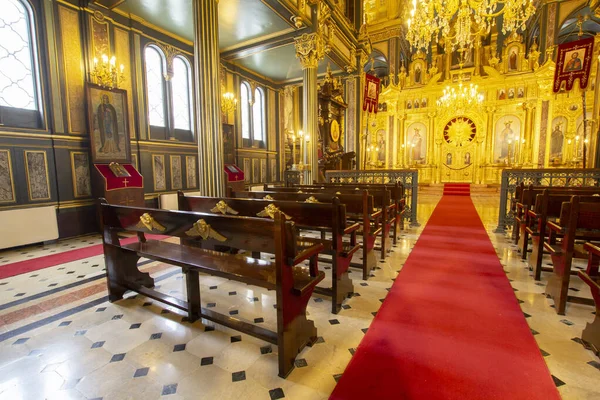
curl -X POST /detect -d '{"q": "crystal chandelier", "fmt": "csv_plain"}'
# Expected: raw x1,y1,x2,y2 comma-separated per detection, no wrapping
406,0,535,54
436,80,484,113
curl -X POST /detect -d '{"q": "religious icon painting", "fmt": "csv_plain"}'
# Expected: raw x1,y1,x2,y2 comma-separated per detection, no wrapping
494,115,521,163
70,152,92,198
407,122,427,164
421,98,428,108
406,100,412,109
413,61,424,84
0,150,16,203
86,83,131,164
550,116,566,160
507,46,519,72
507,88,515,100
553,37,594,92
152,154,166,191
498,89,506,100
517,87,525,99
414,99,420,109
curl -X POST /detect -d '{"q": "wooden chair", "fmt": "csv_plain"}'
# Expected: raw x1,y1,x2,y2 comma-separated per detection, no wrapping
100,200,324,378
579,242,600,356
544,196,600,314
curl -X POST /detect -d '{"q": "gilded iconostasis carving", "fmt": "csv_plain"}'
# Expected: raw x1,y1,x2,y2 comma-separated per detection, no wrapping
360,0,600,185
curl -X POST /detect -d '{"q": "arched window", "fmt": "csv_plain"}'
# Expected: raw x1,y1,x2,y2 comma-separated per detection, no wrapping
172,56,192,131
144,46,166,128
252,88,264,141
240,82,251,139
0,0,43,128
239,81,266,147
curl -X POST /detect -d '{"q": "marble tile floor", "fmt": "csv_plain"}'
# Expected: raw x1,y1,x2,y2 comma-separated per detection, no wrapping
0,193,597,399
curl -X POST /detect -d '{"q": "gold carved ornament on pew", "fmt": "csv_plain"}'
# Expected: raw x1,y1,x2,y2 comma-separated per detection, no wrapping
210,200,239,215
257,204,292,220
305,196,320,203
185,219,228,242
136,213,166,232
263,195,275,200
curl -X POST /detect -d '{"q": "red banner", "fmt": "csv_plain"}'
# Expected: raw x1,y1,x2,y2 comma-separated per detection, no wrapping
362,74,381,113
553,37,594,93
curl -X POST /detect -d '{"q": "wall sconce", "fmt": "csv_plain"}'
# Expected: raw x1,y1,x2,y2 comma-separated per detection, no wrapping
221,92,237,114
90,54,124,89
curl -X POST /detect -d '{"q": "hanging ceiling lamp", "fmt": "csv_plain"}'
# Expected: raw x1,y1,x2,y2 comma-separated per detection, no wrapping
406,0,536,55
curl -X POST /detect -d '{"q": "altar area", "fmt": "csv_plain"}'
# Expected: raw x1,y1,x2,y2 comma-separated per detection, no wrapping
359,31,600,185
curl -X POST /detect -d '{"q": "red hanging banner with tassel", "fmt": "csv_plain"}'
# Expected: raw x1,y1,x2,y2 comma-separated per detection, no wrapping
553,37,594,93
362,74,381,113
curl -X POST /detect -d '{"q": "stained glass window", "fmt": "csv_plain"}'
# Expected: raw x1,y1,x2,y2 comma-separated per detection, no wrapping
172,56,192,131
0,0,38,110
240,82,250,139
144,46,166,127
252,88,264,141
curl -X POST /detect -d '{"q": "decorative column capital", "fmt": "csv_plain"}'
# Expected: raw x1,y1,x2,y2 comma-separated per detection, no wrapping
295,33,328,69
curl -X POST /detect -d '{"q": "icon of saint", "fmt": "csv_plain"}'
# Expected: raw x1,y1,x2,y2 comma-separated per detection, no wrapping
565,51,583,72
412,129,422,161
97,94,120,154
509,49,518,70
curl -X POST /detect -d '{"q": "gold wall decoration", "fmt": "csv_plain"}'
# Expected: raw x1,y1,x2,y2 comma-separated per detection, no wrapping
294,33,329,69
24,150,51,201
0,150,16,204
210,201,239,215
58,6,85,134
91,11,110,60
115,28,136,138
185,156,197,188
70,151,92,198
170,155,183,190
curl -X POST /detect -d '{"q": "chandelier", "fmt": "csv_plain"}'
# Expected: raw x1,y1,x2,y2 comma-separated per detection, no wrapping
436,80,484,113
90,54,124,89
221,92,237,114
406,0,536,54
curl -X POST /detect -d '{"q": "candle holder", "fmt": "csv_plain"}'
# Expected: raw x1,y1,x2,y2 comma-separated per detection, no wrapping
90,54,124,89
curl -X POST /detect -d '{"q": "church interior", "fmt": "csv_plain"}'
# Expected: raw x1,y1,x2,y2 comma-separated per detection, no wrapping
1,0,600,398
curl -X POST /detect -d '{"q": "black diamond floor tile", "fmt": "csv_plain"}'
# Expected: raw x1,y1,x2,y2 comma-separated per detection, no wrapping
162,383,178,395
232,371,246,382
134,367,149,378
201,357,213,366
269,388,285,400
110,353,126,362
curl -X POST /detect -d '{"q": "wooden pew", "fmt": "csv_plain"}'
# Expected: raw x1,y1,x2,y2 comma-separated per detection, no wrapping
284,182,406,243
178,193,360,313
515,185,600,245
265,185,395,259
526,190,600,280
227,190,380,281
544,196,600,314
100,200,325,378
579,242,600,356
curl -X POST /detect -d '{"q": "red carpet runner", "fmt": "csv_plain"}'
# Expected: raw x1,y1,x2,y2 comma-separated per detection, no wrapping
443,183,471,196
331,196,560,400
0,235,167,279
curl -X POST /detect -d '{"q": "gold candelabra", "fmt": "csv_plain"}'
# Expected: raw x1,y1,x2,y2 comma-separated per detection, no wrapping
90,54,124,89
221,92,237,114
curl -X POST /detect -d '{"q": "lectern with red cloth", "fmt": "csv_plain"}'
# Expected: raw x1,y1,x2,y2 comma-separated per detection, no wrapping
224,164,245,192
92,164,144,207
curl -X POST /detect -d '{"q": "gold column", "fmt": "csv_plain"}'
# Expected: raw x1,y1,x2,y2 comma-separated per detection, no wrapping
398,114,406,167
427,111,436,164
295,33,327,183
523,101,536,164
192,0,224,196
485,106,496,164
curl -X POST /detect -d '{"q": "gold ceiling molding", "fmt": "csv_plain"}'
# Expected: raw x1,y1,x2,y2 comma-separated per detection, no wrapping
369,28,403,43
155,43,181,80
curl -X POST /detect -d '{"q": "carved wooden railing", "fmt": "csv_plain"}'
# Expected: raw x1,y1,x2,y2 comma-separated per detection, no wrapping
324,169,420,227
494,168,600,233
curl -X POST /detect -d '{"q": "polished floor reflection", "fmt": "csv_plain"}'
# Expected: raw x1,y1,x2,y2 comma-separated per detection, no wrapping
0,192,598,399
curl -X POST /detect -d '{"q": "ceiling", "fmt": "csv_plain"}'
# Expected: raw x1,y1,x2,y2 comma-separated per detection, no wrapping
116,0,343,83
